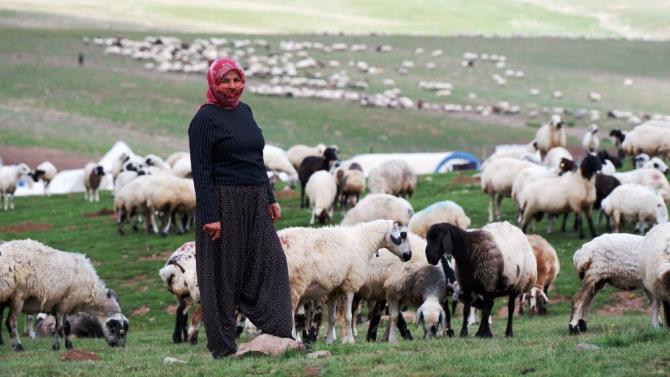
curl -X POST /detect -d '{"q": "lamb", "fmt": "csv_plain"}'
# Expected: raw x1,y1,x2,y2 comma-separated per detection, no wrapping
341,193,414,226
158,241,202,344
582,124,599,153
535,114,567,159
83,162,106,202
613,125,670,159
367,160,417,198
601,184,668,234
286,143,327,169
0,239,129,351
305,170,337,224
480,157,538,222
31,161,58,196
638,223,670,327
569,234,645,333
298,147,339,208
519,154,602,239
0,163,31,211
543,147,573,169
332,162,366,209
425,221,537,337
521,235,560,314
408,200,471,238
279,220,411,344
264,145,299,189
613,168,670,202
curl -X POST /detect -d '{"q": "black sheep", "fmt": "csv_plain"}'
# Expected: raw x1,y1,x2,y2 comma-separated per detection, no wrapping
298,147,339,208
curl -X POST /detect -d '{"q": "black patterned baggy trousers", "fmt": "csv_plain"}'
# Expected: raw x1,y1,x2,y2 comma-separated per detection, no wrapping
195,185,294,357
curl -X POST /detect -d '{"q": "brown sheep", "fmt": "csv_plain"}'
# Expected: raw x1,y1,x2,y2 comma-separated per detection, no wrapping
521,235,560,315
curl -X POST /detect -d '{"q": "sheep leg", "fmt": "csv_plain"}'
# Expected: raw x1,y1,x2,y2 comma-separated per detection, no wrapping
51,315,64,351
547,215,554,234
343,292,355,344
0,302,5,345
396,310,412,340
495,193,503,220
324,299,337,345
650,297,660,327
63,317,73,350
569,278,604,334
159,210,172,237
488,192,495,222
585,210,597,238
576,212,586,239
7,298,24,352
307,301,323,343
294,303,307,341
300,184,306,209
505,293,517,337
22,315,34,338
440,299,455,337
386,299,400,343
116,208,127,235
172,300,187,343
475,296,494,338
366,300,385,342
460,297,471,337
188,304,201,345
560,213,568,232
350,296,362,338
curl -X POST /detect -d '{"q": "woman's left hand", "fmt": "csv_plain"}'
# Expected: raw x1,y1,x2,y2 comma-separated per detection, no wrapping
268,203,282,222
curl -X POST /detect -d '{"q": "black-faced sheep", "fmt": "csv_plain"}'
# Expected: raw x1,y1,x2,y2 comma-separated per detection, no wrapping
298,147,339,208
31,161,58,196
83,162,106,203
535,114,567,159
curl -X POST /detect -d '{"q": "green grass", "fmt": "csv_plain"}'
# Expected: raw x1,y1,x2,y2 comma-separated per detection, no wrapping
0,173,668,376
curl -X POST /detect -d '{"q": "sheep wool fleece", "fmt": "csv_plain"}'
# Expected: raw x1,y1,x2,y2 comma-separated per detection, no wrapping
196,185,294,357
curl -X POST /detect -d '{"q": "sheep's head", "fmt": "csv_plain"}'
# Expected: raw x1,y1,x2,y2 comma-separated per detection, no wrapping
609,129,625,144
425,223,456,265
323,148,339,163
416,299,446,339
646,157,668,174
550,114,564,129
96,289,129,348
579,154,602,179
94,165,106,176
30,169,46,182
558,158,577,176
384,222,411,262
590,123,598,134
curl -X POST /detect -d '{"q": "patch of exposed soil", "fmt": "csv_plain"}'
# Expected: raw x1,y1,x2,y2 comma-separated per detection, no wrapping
165,305,178,315
0,145,92,170
303,366,322,377
83,208,115,218
0,221,52,233
138,250,174,262
122,274,152,288
597,291,651,316
61,348,101,362
274,189,299,199
132,305,151,317
452,174,480,186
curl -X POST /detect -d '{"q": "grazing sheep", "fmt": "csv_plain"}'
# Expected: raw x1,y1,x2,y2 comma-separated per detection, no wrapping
613,125,670,159
425,222,537,337
305,170,338,225
287,143,327,169
582,124,599,153
83,162,106,202
638,223,670,327
264,145,299,189
298,147,339,208
279,220,411,344
408,200,471,238
341,193,414,226
543,147,573,169
601,184,668,234
367,160,417,198
569,234,644,333
535,114,567,159
522,235,560,314
332,162,366,209
143,175,196,236
481,157,538,222
31,161,58,196
0,163,31,211
613,168,670,202
520,154,602,239
0,240,129,351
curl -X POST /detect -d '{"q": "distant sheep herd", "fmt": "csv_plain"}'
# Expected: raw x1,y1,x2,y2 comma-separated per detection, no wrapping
3,115,670,354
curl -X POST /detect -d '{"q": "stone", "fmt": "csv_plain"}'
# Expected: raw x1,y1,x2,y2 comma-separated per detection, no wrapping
234,334,305,358
163,356,187,365
306,350,332,359
576,343,599,351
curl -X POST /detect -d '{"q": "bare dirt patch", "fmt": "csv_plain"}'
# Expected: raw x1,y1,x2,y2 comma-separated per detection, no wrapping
61,348,101,362
0,145,92,170
0,221,52,233
597,291,651,316
83,208,115,218
274,189,299,199
138,250,174,262
132,305,151,317
122,274,152,288
452,174,480,186
165,305,178,315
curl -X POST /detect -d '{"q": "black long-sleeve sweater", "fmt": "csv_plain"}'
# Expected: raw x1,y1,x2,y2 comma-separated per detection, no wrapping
188,102,275,225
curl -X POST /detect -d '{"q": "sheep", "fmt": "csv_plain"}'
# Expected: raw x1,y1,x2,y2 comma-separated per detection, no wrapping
332,162,365,209
144,176,196,236
519,154,602,239
287,143,327,170
165,151,189,168
305,170,338,225
543,147,573,169
408,200,471,238
638,223,670,327
367,160,417,198
171,155,192,178
481,157,538,222
112,152,143,182
114,175,153,234
144,154,172,175
341,193,414,226
594,173,621,230
481,142,539,169
264,145,298,189
158,241,202,344
569,234,645,334
601,184,668,234
279,220,411,344
31,161,58,196
114,169,148,195
581,124,599,153
643,157,669,174
425,221,537,337
598,150,623,169
535,115,567,159
298,147,339,208
0,163,31,211
613,168,670,202
521,235,560,314
83,162,106,202
0,239,129,351
614,125,670,159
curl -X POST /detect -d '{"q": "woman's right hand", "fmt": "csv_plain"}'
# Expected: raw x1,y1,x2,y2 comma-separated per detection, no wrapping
203,222,221,241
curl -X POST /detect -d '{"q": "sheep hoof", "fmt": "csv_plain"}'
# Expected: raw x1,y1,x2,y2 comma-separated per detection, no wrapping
189,335,198,346
172,334,183,344
568,324,580,335
13,343,24,352
475,330,492,338
65,339,73,350
235,325,244,338
446,329,455,338
505,330,513,338
578,319,587,332
160,232,168,238
459,329,468,338
52,341,60,351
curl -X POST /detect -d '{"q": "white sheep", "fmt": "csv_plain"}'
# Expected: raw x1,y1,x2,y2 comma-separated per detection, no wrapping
264,145,298,189
112,152,144,182
601,184,668,234
0,239,129,351
171,155,192,178
543,147,573,169
279,220,411,344
165,151,189,168
535,114,567,159
287,143,327,170
569,233,644,333
0,163,31,211
114,175,153,234
341,193,414,226
367,160,417,198
144,154,172,175
83,162,106,202
643,157,669,174
582,124,599,153
425,222,537,337
305,170,337,225
638,223,670,327
481,157,538,222
481,141,539,169
144,175,196,235
613,168,670,202
618,125,670,159
33,161,58,196
408,200,471,238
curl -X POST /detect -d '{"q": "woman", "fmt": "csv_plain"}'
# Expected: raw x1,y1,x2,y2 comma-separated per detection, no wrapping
188,58,294,358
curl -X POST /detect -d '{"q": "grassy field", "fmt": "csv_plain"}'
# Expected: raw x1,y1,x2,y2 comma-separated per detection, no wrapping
0,173,668,376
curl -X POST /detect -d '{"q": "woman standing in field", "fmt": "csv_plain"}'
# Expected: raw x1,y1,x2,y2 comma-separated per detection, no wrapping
188,58,294,358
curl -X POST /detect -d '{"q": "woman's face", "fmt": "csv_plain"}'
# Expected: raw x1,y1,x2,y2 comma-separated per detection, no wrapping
216,70,244,94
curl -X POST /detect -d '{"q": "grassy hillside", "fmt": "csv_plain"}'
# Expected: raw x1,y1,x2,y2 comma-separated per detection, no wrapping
0,173,668,376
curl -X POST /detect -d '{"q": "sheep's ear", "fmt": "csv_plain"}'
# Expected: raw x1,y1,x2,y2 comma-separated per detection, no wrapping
441,232,453,256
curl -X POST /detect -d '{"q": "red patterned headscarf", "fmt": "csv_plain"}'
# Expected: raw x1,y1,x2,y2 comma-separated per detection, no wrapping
205,58,245,109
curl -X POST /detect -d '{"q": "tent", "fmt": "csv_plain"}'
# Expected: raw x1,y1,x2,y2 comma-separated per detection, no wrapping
345,151,480,176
